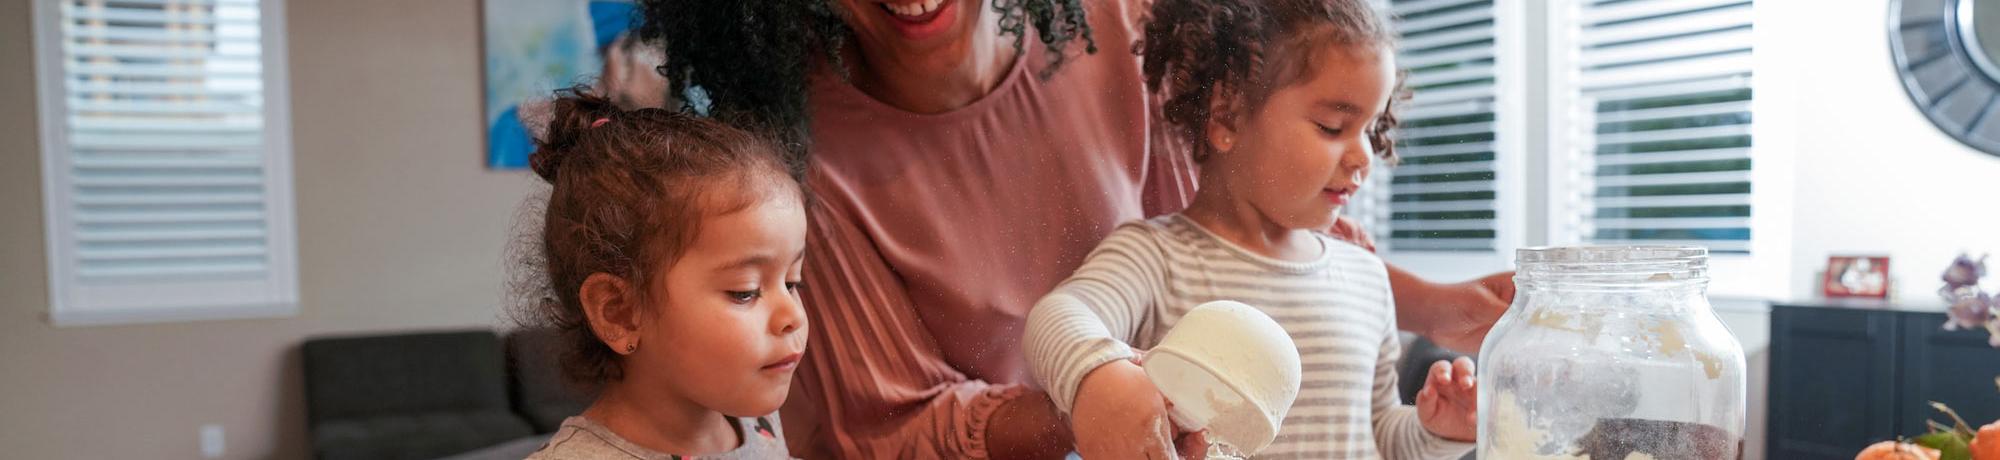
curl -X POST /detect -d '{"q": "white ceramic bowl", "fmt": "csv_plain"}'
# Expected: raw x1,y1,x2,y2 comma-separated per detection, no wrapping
1142,300,1303,455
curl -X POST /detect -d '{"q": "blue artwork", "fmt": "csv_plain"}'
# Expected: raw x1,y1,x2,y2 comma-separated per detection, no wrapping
481,0,651,170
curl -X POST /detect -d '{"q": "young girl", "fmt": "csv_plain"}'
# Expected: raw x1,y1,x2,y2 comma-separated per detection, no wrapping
1022,0,1478,458
518,87,808,460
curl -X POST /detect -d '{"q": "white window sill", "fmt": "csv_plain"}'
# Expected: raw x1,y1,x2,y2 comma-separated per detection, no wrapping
51,303,298,328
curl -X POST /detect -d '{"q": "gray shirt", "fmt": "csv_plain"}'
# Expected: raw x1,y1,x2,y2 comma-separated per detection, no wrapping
525,414,792,460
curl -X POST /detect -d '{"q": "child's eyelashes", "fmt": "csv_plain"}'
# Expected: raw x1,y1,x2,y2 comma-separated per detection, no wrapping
1316,122,1345,137
728,282,802,304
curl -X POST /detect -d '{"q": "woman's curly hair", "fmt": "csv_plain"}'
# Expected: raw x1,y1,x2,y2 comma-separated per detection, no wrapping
635,0,1096,165
1139,0,1406,162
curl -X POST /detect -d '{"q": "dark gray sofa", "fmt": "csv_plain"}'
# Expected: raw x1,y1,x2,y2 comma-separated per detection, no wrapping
303,329,591,460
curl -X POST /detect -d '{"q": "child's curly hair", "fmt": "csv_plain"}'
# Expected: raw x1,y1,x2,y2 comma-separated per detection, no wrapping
515,85,798,386
1140,0,1406,162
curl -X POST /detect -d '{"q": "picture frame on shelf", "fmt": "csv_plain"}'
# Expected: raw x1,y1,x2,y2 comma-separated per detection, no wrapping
1824,255,1892,299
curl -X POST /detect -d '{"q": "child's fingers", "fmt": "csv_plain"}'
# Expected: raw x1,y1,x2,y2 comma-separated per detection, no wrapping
1176,429,1209,460
1431,359,1473,390
1416,384,1438,412
1452,357,1477,389
1425,361,1468,401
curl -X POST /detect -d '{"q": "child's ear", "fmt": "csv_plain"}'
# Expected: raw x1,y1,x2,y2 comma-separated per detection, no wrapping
1204,84,1244,155
580,272,645,355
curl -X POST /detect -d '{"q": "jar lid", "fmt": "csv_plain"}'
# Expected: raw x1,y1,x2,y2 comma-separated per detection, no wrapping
1516,246,1708,264
1515,246,1709,285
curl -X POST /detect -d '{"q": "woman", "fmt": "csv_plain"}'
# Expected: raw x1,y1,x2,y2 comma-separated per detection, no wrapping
637,1,1513,458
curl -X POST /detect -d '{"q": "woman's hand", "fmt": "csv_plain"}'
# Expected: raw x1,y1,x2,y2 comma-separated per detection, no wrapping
1070,359,1206,459
1444,271,1517,351
1416,357,1479,442
1391,268,1516,353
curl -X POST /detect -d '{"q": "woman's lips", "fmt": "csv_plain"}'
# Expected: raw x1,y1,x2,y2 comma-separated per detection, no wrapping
879,0,944,17
876,0,954,39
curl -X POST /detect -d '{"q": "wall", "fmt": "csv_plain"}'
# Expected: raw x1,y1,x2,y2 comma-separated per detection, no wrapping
1781,0,2000,304
1728,2,2000,456
0,0,541,458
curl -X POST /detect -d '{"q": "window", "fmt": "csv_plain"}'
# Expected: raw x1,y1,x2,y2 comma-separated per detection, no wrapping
1549,0,1788,296
1354,0,1527,279
1366,0,1788,295
32,0,297,326
1554,0,1756,252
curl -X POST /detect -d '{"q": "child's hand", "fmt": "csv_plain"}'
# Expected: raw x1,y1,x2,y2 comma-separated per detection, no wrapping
1071,359,1207,459
1416,357,1478,442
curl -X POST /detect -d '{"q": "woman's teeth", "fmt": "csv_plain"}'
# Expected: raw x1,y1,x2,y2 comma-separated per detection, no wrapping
883,0,943,17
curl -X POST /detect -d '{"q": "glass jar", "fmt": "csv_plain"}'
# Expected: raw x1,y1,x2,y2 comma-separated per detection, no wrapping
1477,246,1746,460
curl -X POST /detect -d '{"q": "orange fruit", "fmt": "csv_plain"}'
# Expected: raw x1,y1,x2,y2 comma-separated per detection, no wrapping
1972,420,2000,460
1857,441,1942,460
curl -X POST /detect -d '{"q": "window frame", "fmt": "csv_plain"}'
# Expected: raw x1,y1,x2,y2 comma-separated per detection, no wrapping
1540,0,1794,299
1376,0,1532,282
31,0,300,327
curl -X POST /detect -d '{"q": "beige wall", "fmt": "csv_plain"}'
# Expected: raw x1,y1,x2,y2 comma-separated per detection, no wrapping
0,0,540,458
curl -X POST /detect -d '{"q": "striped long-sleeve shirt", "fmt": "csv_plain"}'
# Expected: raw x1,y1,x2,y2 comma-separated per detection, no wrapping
1024,215,1473,459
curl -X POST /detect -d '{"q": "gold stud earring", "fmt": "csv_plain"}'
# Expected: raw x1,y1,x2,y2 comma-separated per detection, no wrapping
624,342,638,354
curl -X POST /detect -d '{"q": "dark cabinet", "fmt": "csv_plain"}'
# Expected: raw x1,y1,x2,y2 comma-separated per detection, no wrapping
1768,305,1900,459
1768,303,2000,460
1898,318,2000,436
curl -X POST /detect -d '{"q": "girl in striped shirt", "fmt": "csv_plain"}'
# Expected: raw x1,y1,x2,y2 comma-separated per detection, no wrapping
1023,0,1478,457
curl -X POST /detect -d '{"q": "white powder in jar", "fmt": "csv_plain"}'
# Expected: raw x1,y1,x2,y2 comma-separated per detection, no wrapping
1487,391,1663,460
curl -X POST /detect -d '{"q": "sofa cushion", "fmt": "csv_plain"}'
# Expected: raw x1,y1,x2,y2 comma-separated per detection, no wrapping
431,435,550,460
311,409,534,460
303,330,513,424
505,328,595,433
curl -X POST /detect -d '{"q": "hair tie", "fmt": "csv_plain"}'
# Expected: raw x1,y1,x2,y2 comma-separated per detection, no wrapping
590,117,611,128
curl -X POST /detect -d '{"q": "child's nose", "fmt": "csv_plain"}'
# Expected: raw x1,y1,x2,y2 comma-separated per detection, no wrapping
1339,139,1374,176
772,290,806,336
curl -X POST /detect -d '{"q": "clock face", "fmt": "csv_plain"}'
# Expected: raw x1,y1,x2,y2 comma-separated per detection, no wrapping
1892,0,2000,157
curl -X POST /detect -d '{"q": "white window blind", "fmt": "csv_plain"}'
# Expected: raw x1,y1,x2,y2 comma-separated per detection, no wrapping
1560,0,1754,253
34,0,297,326
1356,0,1505,253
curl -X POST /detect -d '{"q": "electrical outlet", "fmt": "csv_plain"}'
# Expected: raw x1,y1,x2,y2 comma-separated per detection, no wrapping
200,424,225,459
